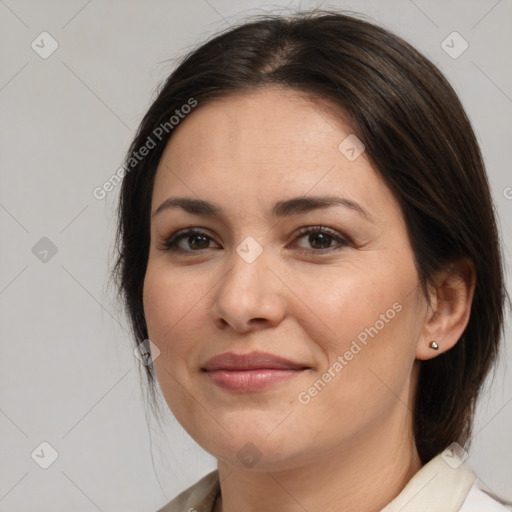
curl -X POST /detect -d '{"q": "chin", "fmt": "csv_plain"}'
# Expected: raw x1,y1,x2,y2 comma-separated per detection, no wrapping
191,425,309,472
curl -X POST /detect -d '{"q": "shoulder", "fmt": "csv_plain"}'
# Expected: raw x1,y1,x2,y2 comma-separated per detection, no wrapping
459,479,511,512
155,470,220,512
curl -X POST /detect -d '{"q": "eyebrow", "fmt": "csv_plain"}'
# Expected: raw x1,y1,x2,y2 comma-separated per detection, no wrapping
153,195,373,221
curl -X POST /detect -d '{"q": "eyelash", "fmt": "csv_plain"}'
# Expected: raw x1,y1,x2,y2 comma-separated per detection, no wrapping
158,225,350,255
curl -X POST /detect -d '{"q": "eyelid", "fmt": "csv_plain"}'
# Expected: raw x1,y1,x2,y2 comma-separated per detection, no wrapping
158,227,218,252
292,225,350,245
158,225,351,254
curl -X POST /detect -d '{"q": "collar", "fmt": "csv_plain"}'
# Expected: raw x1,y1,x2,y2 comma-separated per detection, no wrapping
160,449,476,511
381,449,477,511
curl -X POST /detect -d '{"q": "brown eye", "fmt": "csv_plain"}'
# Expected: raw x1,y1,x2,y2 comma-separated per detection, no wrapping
159,226,349,255
308,232,333,249
187,234,210,250
292,226,349,253
160,229,219,253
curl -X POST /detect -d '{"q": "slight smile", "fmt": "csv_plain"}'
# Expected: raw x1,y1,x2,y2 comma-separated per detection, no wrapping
201,351,311,392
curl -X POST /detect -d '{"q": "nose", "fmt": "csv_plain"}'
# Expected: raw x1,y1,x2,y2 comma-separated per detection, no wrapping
212,247,287,333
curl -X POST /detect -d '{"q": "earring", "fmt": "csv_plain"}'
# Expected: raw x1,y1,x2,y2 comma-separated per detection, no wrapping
429,341,439,350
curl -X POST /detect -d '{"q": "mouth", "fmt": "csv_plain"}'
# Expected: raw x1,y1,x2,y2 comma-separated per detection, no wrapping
201,351,311,392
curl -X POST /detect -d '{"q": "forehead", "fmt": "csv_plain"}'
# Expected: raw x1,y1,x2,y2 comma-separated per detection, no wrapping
152,87,399,223
160,87,350,170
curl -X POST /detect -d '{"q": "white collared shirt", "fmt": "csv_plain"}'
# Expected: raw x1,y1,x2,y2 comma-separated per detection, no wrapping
156,451,511,512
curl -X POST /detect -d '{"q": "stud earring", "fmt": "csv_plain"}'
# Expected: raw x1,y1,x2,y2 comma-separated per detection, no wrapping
429,341,439,350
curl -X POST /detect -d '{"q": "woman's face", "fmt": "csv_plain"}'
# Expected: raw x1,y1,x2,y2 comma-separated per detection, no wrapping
143,87,428,471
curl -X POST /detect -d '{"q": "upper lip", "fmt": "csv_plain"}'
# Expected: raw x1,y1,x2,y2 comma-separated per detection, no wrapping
202,351,309,371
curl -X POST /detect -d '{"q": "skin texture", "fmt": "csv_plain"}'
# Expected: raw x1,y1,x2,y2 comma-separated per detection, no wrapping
143,87,475,512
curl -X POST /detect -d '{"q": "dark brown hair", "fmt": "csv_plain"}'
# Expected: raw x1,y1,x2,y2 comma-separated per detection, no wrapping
112,9,508,464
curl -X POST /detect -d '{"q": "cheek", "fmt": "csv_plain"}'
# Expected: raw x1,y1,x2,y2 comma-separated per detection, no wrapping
288,264,403,354
143,265,211,430
142,263,206,364
143,265,173,342
290,256,420,399
292,291,417,450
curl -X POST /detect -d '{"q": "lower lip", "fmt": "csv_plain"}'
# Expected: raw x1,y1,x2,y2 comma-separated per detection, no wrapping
205,369,306,392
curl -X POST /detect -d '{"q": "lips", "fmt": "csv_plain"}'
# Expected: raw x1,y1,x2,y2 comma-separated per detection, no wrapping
202,351,308,371
201,351,310,392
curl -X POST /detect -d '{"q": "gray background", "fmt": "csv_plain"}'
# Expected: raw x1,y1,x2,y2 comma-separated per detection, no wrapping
1,0,511,510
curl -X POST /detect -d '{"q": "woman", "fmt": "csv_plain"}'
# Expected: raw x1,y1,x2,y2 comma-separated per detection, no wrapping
113,10,510,511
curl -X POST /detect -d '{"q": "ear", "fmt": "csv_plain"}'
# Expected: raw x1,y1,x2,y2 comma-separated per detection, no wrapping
416,257,476,360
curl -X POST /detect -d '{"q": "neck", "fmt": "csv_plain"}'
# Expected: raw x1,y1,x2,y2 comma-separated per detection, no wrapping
214,406,422,512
